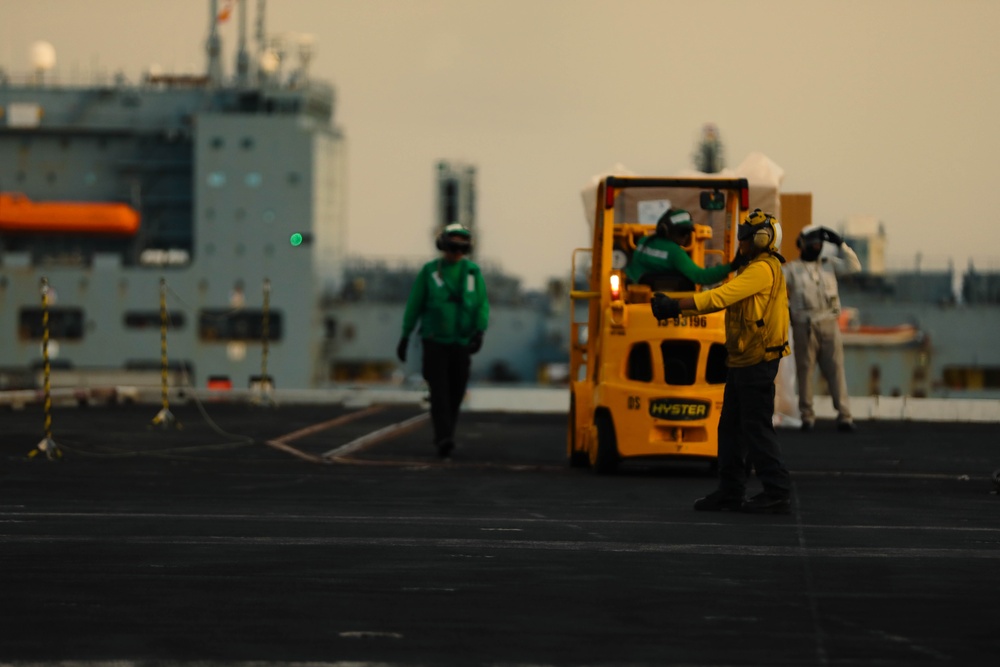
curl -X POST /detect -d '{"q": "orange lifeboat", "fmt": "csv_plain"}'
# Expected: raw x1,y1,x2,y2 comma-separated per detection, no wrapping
0,192,140,236
838,307,922,346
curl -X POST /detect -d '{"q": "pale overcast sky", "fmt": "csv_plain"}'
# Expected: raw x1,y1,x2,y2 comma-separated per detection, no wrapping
2,0,998,288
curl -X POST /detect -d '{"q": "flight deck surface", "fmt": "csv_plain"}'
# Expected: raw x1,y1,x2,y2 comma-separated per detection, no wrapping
2,399,999,666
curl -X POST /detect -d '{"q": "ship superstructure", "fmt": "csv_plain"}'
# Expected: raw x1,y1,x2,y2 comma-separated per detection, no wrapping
0,0,345,390
826,216,1000,399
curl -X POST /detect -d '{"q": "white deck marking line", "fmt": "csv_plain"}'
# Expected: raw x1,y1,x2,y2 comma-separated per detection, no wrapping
264,404,387,461
270,404,387,444
792,480,830,666
4,511,1000,534
4,534,1000,559
323,413,429,460
793,470,989,481
264,438,325,463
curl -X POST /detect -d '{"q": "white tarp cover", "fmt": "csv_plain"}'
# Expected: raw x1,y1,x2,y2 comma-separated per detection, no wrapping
580,152,785,237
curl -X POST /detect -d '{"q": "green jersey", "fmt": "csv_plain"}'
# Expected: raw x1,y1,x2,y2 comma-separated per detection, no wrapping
624,236,731,286
402,257,489,345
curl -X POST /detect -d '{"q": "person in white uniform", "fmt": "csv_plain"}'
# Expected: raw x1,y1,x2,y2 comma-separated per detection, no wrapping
784,226,862,432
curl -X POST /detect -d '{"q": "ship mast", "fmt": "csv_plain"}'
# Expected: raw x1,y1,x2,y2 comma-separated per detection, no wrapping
236,0,251,86
206,0,224,86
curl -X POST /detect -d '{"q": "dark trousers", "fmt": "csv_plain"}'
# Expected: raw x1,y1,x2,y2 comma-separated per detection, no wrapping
717,358,791,498
421,339,471,445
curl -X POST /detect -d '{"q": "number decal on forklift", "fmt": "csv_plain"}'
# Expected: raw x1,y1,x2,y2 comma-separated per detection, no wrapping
657,316,708,328
627,396,642,410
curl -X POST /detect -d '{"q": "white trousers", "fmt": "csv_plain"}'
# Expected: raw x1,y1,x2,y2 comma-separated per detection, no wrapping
791,317,852,424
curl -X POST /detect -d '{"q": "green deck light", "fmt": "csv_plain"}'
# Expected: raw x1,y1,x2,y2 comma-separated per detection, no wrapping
289,232,304,247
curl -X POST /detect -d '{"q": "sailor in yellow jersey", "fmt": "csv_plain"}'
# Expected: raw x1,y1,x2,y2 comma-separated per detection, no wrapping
651,209,792,514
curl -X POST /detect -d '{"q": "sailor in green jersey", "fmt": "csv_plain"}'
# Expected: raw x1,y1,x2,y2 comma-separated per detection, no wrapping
397,223,490,459
624,208,735,286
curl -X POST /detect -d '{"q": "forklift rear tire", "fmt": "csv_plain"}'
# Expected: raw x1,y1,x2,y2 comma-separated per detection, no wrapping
592,412,619,475
567,396,590,468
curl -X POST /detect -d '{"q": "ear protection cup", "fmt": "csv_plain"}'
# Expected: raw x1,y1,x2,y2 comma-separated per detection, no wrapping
740,209,782,254
753,225,773,249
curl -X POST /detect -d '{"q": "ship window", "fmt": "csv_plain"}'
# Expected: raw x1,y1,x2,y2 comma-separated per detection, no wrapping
626,342,653,382
706,343,728,384
16,170,26,183
660,340,699,386
241,137,254,150
211,137,224,149
47,172,56,184
287,172,301,185
124,311,185,330
942,366,1000,390
245,172,262,187
125,359,194,374
198,309,283,342
207,172,226,187
19,307,85,341
31,358,72,371
330,361,397,382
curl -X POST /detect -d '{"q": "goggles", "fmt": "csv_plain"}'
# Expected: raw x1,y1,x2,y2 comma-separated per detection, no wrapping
442,239,471,254
737,223,761,241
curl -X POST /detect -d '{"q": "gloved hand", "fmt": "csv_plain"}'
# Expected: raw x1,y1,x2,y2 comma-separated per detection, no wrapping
468,331,484,354
730,250,749,272
651,292,681,320
396,336,409,363
822,228,844,246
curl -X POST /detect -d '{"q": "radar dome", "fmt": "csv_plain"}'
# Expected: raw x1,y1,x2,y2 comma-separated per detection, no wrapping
259,50,279,74
31,41,56,71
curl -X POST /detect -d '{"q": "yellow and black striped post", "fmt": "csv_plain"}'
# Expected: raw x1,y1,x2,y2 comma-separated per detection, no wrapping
151,277,179,429
252,278,276,406
29,277,61,460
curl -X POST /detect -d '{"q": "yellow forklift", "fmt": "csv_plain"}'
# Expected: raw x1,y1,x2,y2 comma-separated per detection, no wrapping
568,176,750,472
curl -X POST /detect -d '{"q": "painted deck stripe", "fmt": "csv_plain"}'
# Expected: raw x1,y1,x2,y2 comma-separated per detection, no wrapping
264,404,391,461
322,412,429,460
2,533,999,559
3,511,999,534
268,404,386,446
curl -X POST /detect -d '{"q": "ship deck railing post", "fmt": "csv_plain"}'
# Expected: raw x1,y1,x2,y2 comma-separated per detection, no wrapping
151,277,180,429
252,277,277,407
29,277,62,460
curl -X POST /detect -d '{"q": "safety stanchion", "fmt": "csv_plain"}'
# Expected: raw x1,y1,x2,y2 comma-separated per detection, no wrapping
28,277,62,460
251,278,276,407
151,277,180,429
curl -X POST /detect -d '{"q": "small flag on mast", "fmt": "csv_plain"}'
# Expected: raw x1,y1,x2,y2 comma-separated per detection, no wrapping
217,0,235,23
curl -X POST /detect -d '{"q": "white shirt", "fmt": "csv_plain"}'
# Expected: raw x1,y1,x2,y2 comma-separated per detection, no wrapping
784,243,862,324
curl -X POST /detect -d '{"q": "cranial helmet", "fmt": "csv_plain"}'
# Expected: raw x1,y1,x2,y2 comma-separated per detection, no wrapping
656,208,694,239
436,223,473,252
796,225,824,261
737,209,784,261
797,225,824,249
